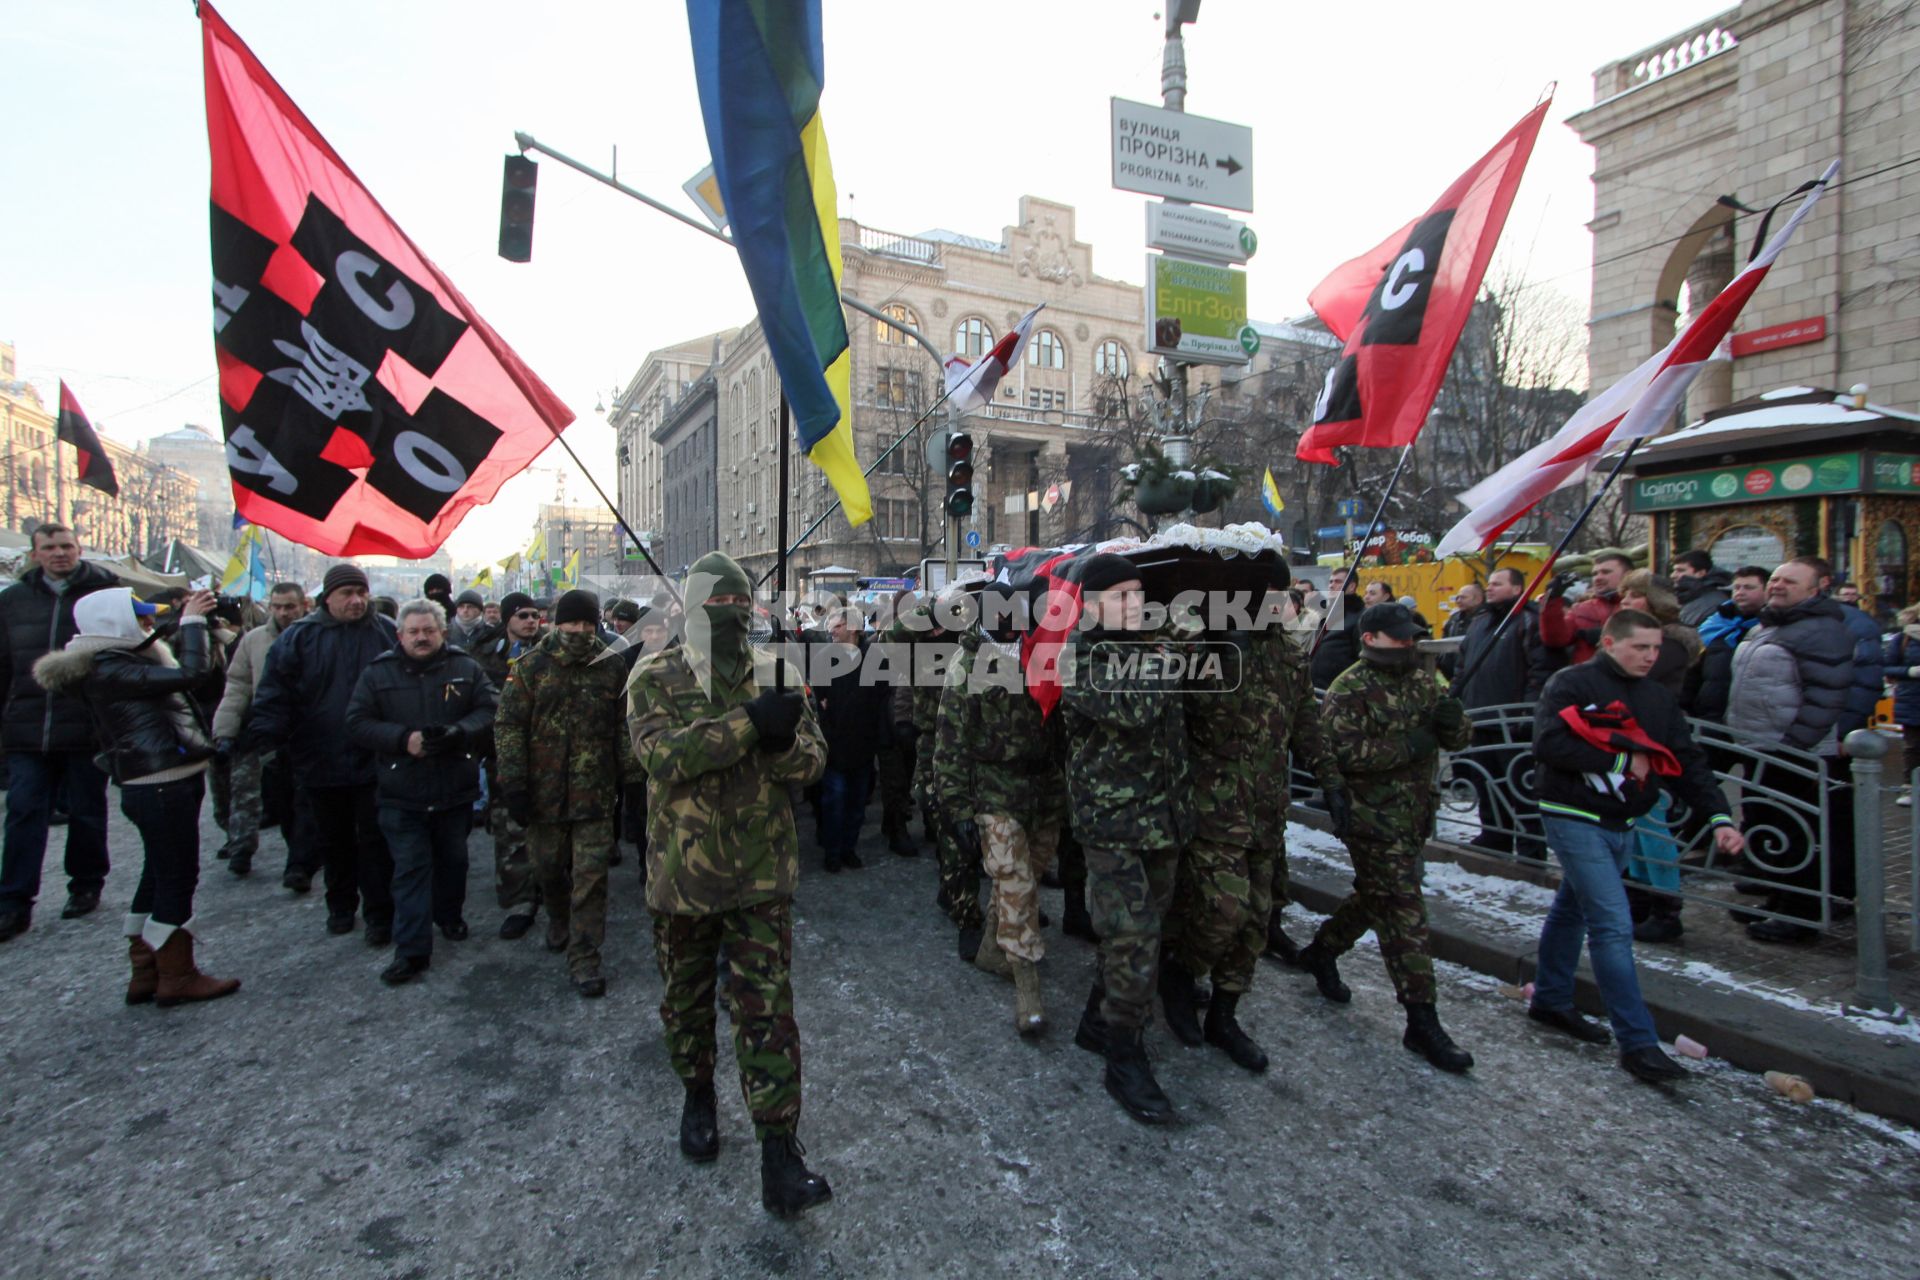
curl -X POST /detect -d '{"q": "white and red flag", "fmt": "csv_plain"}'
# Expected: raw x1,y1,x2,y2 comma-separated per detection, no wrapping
944,304,1044,415
202,3,572,556
1435,160,1840,557
1296,102,1549,465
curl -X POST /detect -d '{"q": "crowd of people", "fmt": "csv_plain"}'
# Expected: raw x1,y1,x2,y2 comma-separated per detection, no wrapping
0,519,1894,1210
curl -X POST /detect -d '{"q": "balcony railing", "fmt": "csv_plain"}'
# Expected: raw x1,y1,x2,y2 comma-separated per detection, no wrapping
1595,12,1738,100
855,226,942,267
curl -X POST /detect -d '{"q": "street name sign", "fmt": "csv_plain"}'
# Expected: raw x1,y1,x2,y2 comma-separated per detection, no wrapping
1146,203,1256,264
1111,98,1253,212
1146,253,1254,366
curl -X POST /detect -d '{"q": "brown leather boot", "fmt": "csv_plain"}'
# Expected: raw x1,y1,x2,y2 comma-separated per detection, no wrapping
153,931,241,1007
126,938,158,1006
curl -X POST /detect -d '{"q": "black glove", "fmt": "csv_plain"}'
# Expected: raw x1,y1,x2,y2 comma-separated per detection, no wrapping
1323,785,1354,840
950,817,983,862
744,689,805,752
893,720,920,746
620,783,647,846
213,737,235,761
1546,572,1575,601
420,725,464,756
1431,696,1467,737
504,790,532,828
1404,727,1438,761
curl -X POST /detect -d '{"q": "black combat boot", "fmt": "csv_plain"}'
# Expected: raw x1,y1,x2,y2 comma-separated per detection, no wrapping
1203,991,1269,1073
956,921,984,964
1102,1025,1174,1124
761,1134,832,1217
679,1083,719,1162
1262,910,1301,965
1157,957,1204,1047
1061,886,1097,942
1073,981,1109,1055
1403,1002,1473,1073
227,846,254,877
1296,942,1351,1003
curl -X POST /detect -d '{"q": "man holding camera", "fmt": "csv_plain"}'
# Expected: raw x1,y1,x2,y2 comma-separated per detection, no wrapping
346,598,497,985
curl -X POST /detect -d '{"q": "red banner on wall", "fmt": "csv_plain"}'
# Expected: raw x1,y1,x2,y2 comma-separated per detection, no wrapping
1730,316,1827,359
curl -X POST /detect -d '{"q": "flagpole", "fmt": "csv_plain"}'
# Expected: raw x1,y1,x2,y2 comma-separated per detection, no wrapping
1448,438,1646,696
775,394,791,695
1307,441,1415,658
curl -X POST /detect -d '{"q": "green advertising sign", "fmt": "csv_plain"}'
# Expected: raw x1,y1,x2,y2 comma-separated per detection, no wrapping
1629,453,1862,513
1146,253,1250,367
1869,453,1920,493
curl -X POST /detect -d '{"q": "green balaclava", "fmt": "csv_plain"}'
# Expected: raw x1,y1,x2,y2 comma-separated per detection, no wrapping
687,551,754,685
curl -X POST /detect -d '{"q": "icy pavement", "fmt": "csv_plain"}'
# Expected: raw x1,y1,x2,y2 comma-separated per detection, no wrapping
0,804,1914,1278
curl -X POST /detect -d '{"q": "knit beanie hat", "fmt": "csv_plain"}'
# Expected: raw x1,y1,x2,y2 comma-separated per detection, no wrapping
1076,553,1140,595
554,589,601,627
321,563,369,601
500,592,536,619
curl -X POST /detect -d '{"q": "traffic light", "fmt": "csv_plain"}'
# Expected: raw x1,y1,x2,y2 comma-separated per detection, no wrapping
944,431,975,519
498,154,538,263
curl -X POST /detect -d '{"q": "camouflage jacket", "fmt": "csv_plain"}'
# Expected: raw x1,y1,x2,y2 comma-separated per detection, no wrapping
494,631,640,822
1321,654,1470,845
628,645,827,916
1186,628,1339,843
932,631,1066,829
1058,630,1194,851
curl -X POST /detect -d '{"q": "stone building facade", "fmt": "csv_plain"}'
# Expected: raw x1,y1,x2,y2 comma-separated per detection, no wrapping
612,197,1148,582
1570,0,1920,417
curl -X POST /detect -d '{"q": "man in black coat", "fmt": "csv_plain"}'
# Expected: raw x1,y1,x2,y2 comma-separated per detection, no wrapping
346,598,497,985
1310,568,1365,689
247,563,400,943
1671,550,1732,627
1455,568,1552,854
0,524,118,940
814,607,890,872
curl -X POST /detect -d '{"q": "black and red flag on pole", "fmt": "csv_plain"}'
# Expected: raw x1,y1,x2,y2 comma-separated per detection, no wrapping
200,3,571,556
56,381,119,497
1295,101,1549,465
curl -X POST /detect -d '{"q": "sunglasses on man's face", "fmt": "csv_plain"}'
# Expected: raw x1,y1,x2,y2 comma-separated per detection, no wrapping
514,610,541,620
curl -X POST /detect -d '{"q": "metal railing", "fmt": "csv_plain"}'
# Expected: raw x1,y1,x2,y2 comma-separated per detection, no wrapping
1289,704,1911,1021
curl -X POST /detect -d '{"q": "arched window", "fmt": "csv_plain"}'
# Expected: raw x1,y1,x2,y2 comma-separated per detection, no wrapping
1094,339,1130,379
874,303,917,345
1027,329,1065,369
953,317,992,360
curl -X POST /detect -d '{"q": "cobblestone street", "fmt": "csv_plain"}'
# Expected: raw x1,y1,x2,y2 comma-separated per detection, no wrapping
1,802,1915,1279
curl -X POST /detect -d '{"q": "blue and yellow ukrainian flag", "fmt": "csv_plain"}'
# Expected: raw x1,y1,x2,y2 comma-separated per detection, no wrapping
1262,467,1286,520
688,0,868,526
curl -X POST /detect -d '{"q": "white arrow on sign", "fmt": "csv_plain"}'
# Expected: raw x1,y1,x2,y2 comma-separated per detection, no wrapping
1111,98,1253,212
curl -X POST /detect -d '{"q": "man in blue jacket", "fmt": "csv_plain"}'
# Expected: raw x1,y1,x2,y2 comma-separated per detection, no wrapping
1530,609,1745,1083
346,599,497,985
248,564,400,944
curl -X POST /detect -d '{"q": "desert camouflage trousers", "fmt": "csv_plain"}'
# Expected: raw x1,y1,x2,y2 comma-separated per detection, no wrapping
1167,835,1274,995
979,813,1060,963
526,818,613,978
654,897,802,1140
1309,835,1435,1005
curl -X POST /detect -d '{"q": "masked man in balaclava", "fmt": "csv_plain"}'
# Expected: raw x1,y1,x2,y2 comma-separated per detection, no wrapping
627,552,833,1218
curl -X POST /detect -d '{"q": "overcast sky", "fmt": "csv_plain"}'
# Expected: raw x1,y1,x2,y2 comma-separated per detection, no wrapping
3,0,1728,566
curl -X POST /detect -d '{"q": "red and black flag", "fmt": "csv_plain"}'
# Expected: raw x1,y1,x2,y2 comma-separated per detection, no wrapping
56,382,119,497
1295,102,1548,465
200,3,572,557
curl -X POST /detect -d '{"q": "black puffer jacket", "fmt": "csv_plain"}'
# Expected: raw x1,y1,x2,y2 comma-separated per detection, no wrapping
32,618,214,784
1457,599,1557,711
1675,568,1732,627
245,604,399,787
1310,592,1364,689
0,560,120,753
1725,595,1854,755
345,644,498,813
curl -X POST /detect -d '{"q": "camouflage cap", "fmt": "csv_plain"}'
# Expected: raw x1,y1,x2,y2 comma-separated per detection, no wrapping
687,551,752,603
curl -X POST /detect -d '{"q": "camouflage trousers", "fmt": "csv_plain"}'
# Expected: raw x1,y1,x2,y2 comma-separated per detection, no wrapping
918,758,981,929
208,751,232,834
487,762,538,914
653,898,803,1140
218,749,263,859
1267,818,1293,911
980,814,1060,963
1085,844,1181,1030
1167,835,1274,995
526,818,614,977
1310,836,1435,1005
877,740,915,838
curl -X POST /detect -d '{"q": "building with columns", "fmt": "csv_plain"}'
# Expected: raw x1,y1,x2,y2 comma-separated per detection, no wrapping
612,197,1148,582
1569,0,1920,420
